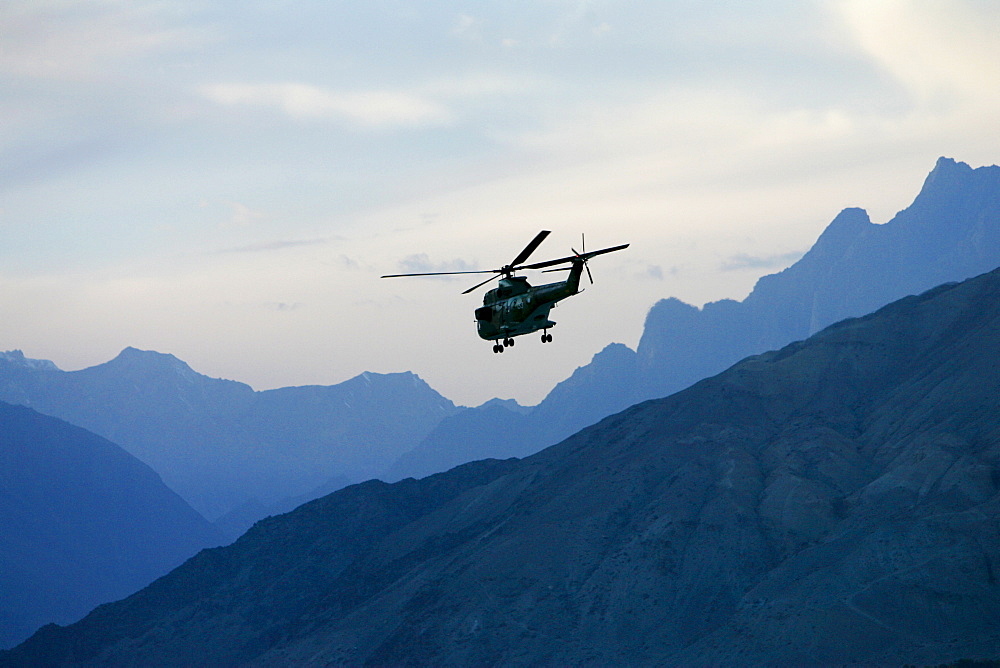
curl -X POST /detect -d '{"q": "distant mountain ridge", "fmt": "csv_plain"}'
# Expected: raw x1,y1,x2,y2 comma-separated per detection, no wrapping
3,157,997,524
0,348,459,521
387,156,1000,481
0,350,59,372
638,156,1000,397
7,264,998,666
0,401,224,649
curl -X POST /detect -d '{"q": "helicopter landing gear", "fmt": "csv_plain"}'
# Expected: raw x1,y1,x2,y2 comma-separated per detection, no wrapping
494,338,515,353
541,331,553,343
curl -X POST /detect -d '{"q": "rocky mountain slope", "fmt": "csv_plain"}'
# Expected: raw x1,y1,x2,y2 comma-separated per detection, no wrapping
386,156,1000,482
0,349,458,521
7,267,998,666
0,402,224,649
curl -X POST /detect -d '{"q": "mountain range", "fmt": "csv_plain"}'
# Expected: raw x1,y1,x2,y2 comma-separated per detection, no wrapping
5,262,997,666
387,156,1000,481
1,157,997,534
0,401,224,649
0,350,458,522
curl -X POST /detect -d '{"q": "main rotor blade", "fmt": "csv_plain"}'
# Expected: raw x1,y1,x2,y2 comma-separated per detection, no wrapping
462,273,502,294
520,243,629,270
509,230,551,268
380,270,495,278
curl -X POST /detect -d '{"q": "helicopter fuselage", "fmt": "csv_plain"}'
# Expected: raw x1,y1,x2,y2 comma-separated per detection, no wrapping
474,260,584,341
380,229,628,352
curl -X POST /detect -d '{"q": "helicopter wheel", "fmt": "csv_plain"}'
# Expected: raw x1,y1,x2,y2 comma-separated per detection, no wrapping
503,337,514,347
541,332,553,343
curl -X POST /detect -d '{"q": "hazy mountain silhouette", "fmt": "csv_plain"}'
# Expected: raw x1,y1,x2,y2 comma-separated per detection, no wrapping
7,266,998,666
386,157,1000,482
0,402,224,649
0,349,458,521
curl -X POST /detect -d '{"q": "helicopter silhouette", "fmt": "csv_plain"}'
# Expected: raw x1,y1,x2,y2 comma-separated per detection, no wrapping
381,231,628,353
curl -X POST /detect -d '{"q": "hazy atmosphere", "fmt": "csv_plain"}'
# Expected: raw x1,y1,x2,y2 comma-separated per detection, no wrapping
4,1,1000,406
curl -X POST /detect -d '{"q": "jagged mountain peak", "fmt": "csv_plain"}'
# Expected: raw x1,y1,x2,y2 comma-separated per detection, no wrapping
104,346,196,376
0,350,59,371
923,155,973,188
592,341,636,362
807,206,872,253
350,369,434,390
475,397,530,414
894,157,1000,233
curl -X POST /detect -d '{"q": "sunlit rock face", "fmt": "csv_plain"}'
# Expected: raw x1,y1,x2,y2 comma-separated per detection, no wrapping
6,266,998,666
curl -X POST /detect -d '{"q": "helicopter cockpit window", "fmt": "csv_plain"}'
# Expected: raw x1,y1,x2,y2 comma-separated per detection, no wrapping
475,306,493,321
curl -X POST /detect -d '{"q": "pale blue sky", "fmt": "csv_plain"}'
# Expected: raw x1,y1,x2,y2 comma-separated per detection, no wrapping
3,1,1000,405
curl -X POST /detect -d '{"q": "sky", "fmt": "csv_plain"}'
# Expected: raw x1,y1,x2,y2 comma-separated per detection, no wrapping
3,1,1000,407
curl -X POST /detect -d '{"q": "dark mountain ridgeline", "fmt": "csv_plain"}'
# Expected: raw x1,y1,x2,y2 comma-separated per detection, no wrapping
389,156,1000,482
0,348,459,522
6,266,999,666
0,402,224,649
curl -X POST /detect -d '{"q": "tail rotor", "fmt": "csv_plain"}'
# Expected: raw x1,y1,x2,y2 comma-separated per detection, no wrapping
571,233,594,285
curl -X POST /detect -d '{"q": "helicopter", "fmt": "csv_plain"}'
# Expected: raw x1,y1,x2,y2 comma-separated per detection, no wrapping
381,230,628,353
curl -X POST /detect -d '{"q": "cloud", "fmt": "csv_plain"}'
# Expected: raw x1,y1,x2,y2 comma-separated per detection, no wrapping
452,14,482,42
227,202,265,227
644,265,664,280
211,238,329,255
835,0,1000,106
201,82,452,129
0,1,207,82
267,302,302,312
332,255,360,270
396,253,481,276
720,251,805,272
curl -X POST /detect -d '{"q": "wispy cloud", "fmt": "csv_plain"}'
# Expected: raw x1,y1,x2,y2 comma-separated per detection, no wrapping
835,0,1000,106
643,265,665,280
720,251,804,272
397,253,480,276
211,239,329,255
201,82,451,129
266,302,302,312
1,1,207,82
451,14,483,42
226,202,265,227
